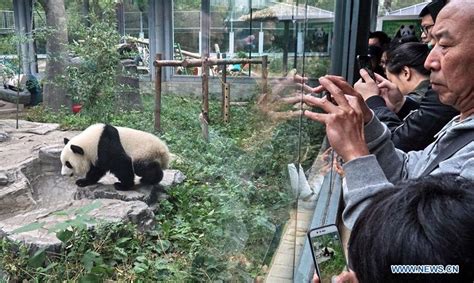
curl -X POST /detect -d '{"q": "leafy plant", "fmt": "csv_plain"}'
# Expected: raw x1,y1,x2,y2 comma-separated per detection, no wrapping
57,5,130,122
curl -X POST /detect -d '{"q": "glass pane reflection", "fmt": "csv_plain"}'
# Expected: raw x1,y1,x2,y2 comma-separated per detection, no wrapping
169,0,336,281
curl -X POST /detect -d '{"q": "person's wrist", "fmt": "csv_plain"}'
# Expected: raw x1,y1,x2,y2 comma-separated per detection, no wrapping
358,85,379,101
363,109,374,124
361,92,378,101
342,146,370,162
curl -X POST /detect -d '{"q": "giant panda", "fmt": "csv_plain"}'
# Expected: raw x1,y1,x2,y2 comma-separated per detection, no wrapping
60,123,170,191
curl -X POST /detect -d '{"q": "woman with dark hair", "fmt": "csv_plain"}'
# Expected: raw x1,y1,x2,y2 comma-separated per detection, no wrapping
354,42,458,152
384,42,431,102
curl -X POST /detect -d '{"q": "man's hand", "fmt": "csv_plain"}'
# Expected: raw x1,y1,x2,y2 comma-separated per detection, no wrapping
302,76,371,162
375,73,406,113
354,69,380,100
312,270,359,283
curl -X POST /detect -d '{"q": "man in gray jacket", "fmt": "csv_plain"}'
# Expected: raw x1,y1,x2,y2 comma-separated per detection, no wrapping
301,0,474,229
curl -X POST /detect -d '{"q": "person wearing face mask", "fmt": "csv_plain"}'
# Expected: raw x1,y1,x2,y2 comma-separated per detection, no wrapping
354,42,458,152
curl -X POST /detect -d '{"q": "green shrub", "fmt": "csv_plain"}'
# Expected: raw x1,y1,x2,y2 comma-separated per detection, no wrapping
57,5,128,123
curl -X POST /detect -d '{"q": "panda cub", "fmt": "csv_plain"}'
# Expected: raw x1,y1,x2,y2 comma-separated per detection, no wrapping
60,124,170,191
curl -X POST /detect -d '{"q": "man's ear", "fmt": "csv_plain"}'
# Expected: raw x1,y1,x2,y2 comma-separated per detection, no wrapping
70,144,84,155
64,138,70,145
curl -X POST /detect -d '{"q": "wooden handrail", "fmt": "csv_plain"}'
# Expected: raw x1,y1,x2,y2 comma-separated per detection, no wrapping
154,58,264,68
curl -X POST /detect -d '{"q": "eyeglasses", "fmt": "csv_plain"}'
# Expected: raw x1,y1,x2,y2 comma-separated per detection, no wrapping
420,24,434,35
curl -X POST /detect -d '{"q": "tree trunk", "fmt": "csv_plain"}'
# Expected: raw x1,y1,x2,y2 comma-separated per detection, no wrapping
38,0,70,111
82,0,90,27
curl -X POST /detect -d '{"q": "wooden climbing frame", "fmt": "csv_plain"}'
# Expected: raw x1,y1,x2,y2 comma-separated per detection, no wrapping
153,54,268,132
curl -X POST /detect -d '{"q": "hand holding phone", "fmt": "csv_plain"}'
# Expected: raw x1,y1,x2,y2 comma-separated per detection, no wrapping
357,55,376,82
307,225,347,283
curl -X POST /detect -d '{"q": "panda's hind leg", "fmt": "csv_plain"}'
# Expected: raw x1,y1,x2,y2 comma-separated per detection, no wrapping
105,153,135,190
134,160,164,185
110,159,135,191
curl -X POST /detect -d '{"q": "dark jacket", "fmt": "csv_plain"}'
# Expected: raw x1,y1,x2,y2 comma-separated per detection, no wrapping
406,79,429,103
365,81,459,152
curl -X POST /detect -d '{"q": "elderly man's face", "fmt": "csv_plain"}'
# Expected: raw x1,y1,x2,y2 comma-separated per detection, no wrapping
424,2,474,114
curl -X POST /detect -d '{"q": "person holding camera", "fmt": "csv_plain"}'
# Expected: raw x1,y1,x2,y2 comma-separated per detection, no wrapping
354,42,458,152
297,0,474,230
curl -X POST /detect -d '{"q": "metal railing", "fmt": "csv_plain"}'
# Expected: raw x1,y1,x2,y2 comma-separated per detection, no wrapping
294,172,343,282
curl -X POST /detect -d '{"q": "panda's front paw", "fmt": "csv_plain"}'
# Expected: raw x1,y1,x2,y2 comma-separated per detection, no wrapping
76,178,94,187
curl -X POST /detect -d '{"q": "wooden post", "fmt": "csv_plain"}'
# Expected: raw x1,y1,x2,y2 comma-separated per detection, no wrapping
202,57,210,124
154,54,162,132
262,55,268,95
283,21,290,74
199,112,209,142
223,83,230,123
221,53,227,119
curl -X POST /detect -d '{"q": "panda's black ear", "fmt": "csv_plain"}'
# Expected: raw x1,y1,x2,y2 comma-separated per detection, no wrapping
64,138,70,145
70,144,84,155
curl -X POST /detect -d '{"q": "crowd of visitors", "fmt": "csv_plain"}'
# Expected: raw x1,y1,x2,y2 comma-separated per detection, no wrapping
302,0,474,282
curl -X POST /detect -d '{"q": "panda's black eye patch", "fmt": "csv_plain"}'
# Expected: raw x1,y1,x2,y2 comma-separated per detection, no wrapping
66,161,73,169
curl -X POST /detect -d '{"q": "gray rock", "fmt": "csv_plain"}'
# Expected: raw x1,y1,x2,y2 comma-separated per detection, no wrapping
0,198,154,251
31,174,78,207
75,169,186,204
0,120,59,135
0,171,7,186
75,184,156,204
160,169,186,188
0,131,8,142
38,145,63,173
0,171,37,220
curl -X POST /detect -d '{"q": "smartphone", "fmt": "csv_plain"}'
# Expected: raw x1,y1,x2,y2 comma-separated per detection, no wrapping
307,224,347,283
357,55,376,82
